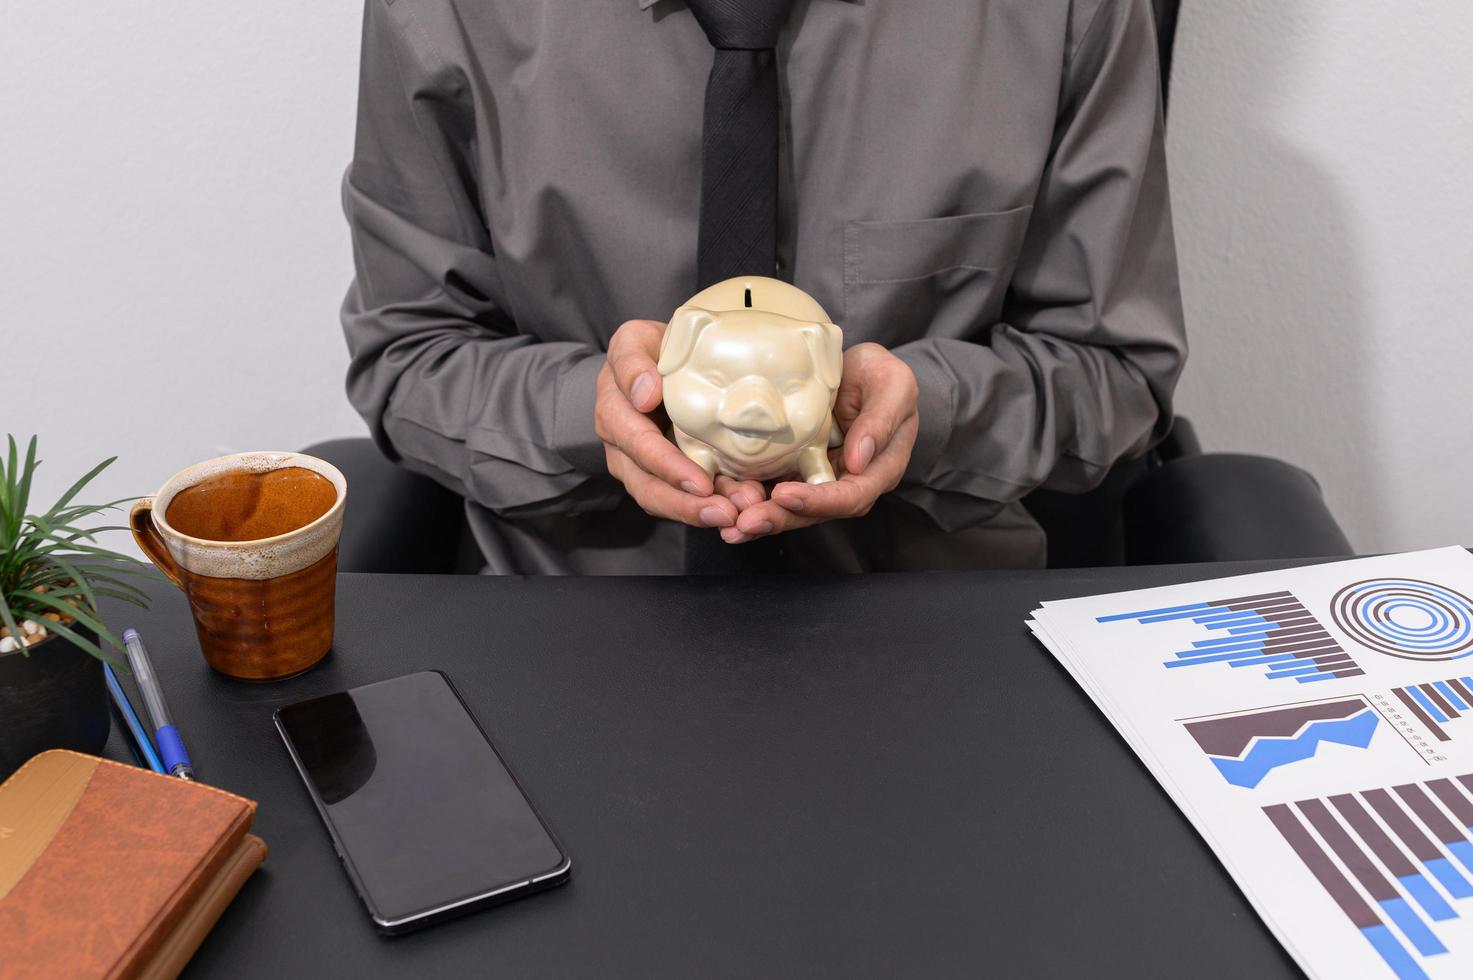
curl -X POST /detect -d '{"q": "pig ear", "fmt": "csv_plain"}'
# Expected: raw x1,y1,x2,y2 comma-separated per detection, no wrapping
658,307,716,376
802,322,844,391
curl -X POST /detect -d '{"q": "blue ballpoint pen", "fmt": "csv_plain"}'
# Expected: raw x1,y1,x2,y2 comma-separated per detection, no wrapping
103,662,166,774
122,628,195,780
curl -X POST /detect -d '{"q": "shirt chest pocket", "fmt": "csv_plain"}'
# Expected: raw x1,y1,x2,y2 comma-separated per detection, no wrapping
841,205,1033,345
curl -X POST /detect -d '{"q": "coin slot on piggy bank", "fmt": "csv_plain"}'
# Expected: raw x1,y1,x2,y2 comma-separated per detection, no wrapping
658,276,843,484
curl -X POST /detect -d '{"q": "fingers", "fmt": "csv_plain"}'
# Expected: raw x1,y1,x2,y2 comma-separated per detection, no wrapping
607,319,666,413
714,475,766,512
720,523,777,545
717,474,773,543
773,476,878,520
606,447,737,528
734,414,919,540
728,501,804,540
596,366,713,496
737,473,875,539
840,358,917,475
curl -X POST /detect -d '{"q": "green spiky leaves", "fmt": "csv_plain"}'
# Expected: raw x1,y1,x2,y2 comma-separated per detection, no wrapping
0,435,153,665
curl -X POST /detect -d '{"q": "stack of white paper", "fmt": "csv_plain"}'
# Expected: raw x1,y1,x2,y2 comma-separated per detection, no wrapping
1029,547,1473,980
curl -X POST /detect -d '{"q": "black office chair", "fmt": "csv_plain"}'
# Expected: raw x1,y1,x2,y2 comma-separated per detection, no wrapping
307,0,1352,574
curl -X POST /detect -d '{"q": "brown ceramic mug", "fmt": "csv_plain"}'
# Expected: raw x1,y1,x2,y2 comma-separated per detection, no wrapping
129,452,347,680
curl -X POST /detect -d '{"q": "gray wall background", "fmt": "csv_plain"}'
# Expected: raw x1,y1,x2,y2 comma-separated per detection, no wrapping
5,2,1470,557
1167,1,1473,553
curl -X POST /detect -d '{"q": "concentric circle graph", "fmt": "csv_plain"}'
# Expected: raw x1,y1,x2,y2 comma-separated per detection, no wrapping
1330,578,1473,660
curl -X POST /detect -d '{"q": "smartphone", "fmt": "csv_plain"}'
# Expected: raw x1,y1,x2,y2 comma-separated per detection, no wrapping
274,670,570,934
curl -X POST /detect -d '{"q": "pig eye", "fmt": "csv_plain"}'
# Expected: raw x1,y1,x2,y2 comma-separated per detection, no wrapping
700,371,727,388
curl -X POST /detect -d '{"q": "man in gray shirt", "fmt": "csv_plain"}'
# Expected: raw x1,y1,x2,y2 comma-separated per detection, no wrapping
342,0,1186,574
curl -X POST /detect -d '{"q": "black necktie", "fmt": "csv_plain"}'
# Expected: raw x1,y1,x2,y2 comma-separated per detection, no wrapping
682,0,795,574
687,0,792,286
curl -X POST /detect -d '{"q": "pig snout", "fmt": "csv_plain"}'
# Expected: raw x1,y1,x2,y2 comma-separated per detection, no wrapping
718,376,786,434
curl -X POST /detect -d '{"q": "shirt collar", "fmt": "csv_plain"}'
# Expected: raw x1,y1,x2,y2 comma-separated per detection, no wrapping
638,0,859,10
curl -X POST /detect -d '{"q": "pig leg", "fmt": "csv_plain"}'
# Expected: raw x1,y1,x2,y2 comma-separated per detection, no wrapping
827,412,843,448
686,445,719,480
797,443,836,484
672,428,719,480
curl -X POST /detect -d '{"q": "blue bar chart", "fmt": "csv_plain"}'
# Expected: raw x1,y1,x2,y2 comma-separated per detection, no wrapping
1268,775,1473,980
1033,549,1473,977
1391,678,1473,742
1097,589,1364,682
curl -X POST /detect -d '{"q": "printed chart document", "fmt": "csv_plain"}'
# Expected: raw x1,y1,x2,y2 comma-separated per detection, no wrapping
1030,547,1473,980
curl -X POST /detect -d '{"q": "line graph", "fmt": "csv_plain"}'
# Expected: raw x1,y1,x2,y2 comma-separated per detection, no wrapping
1182,698,1381,789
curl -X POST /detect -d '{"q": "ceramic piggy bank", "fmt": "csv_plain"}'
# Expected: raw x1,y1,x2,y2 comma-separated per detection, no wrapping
658,276,843,484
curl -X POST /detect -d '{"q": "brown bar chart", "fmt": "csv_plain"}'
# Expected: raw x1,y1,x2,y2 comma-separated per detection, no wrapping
1391,677,1473,742
1267,775,1473,979
1098,590,1364,683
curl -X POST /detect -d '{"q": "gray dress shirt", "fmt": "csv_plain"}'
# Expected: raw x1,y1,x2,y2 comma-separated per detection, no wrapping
341,0,1187,574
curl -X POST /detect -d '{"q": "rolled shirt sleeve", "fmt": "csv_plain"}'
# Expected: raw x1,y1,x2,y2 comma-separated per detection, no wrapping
890,0,1187,532
340,0,620,519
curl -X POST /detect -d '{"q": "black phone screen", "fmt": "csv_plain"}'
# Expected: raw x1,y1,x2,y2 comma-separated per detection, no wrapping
275,671,568,931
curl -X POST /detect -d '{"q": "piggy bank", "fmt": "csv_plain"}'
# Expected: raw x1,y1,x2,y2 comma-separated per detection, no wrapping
658,276,843,484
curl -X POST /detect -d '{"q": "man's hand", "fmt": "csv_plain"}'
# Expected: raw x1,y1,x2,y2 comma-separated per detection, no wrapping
722,342,919,543
595,319,767,529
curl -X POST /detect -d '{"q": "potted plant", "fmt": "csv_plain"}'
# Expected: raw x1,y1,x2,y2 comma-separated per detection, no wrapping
0,435,152,775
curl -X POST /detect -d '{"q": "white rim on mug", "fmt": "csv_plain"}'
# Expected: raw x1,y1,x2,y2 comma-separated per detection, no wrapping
140,451,347,581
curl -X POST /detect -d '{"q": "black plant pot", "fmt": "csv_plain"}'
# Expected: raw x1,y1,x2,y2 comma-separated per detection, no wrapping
0,625,110,778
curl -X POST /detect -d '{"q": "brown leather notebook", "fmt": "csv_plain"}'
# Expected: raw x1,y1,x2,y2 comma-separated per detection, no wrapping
0,750,267,979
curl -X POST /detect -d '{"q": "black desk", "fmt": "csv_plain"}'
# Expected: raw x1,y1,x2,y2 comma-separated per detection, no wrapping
100,564,1308,978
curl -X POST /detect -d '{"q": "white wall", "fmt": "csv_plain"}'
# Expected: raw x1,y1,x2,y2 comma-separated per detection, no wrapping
1,5,366,556
1168,1,1473,552
3,3,1470,557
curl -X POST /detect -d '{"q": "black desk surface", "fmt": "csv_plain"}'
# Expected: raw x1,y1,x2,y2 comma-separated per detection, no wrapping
99,563,1313,979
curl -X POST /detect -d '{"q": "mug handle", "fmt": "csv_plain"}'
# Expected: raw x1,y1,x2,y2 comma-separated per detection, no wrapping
129,498,184,589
